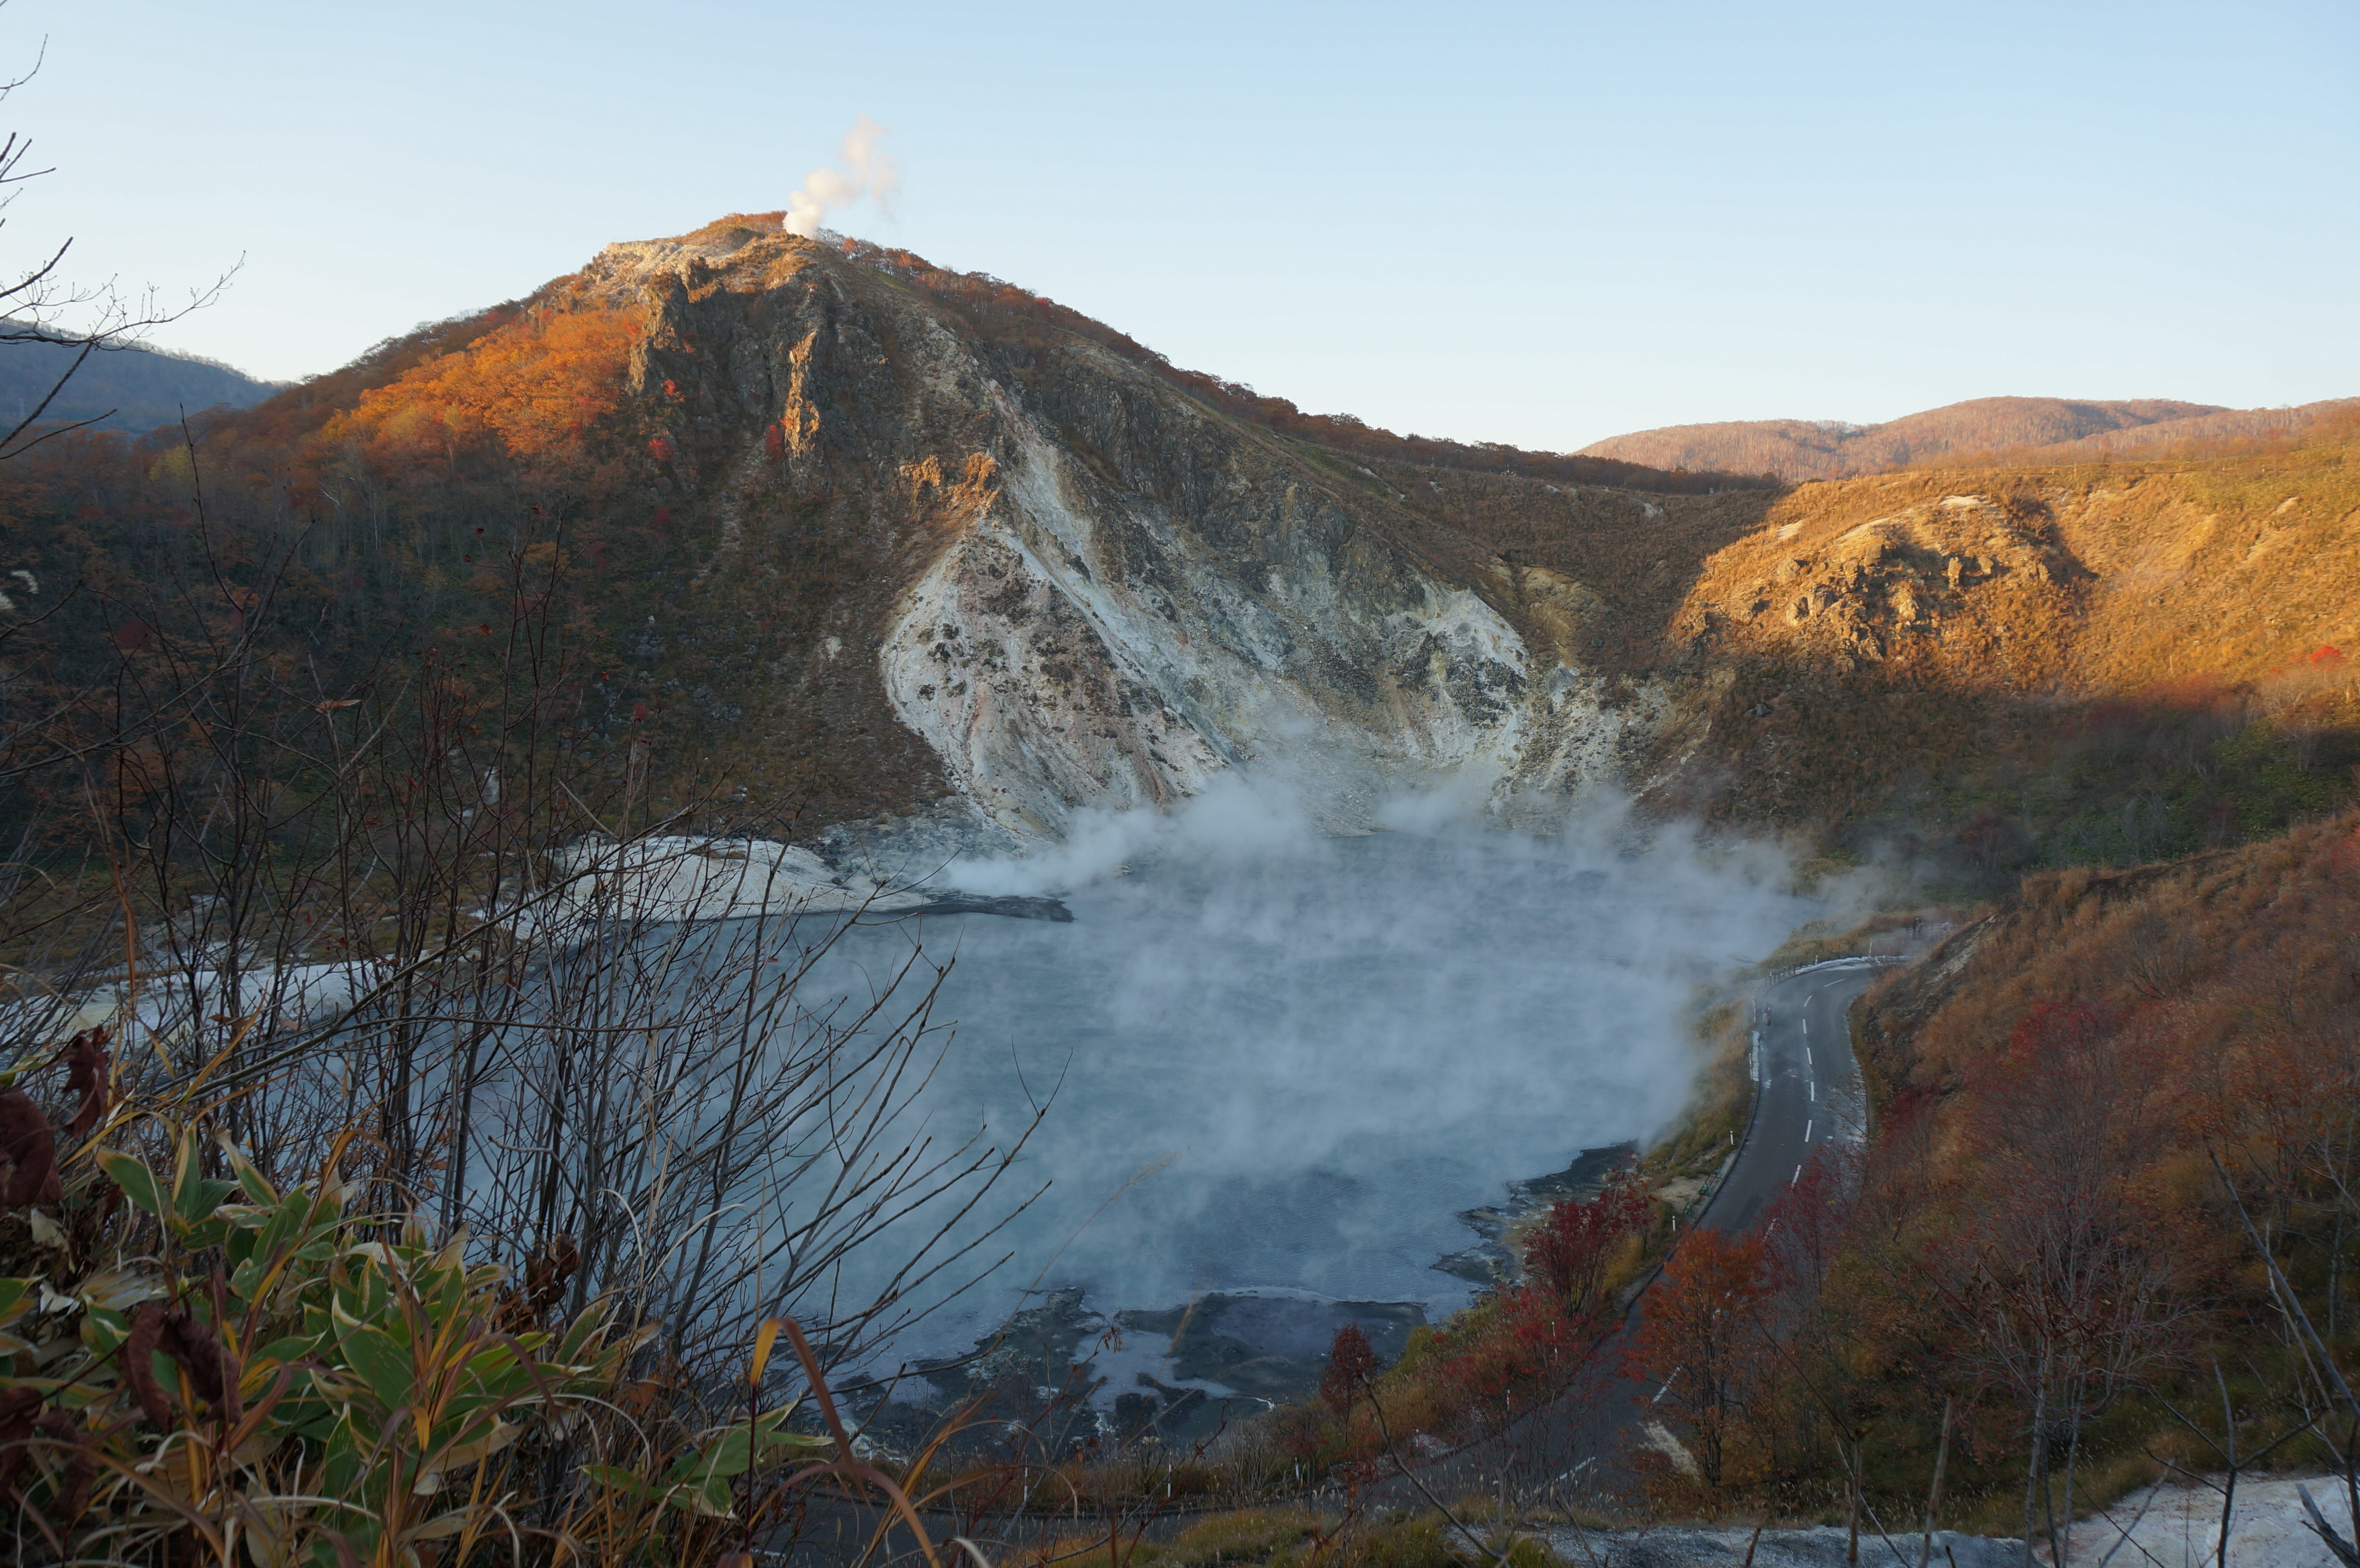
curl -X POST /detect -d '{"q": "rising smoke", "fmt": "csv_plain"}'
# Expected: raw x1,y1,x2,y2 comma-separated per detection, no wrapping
940,773,1316,896
785,114,898,238
801,777,1857,1358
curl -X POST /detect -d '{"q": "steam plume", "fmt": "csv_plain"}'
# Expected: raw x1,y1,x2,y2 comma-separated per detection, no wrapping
811,772,1856,1356
786,114,898,238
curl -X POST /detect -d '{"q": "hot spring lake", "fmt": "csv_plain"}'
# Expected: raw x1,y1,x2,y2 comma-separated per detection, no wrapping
789,821,1813,1392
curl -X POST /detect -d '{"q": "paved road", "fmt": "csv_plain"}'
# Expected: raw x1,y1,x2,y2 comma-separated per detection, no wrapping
1698,960,1879,1235
791,958,1905,1558
1356,957,1892,1512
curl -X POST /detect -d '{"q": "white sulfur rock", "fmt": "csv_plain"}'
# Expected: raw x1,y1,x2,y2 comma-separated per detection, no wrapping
536,835,925,925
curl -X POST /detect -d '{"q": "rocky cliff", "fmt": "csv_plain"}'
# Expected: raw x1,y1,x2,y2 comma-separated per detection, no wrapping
564,226,2359,859
570,226,1774,845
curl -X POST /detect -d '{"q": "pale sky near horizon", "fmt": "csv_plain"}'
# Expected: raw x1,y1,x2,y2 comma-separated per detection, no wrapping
12,0,2357,451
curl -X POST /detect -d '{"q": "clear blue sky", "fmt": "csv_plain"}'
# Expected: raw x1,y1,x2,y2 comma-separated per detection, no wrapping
13,0,2358,449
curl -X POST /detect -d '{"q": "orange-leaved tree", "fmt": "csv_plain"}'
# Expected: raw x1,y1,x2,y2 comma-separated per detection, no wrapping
1634,1225,1770,1492
1321,1323,1379,1416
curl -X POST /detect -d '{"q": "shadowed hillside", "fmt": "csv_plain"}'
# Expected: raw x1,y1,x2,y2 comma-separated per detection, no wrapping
0,333,279,433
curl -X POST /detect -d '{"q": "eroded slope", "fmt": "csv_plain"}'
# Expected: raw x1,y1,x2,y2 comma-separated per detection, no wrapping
576,227,1758,839
64,219,2350,865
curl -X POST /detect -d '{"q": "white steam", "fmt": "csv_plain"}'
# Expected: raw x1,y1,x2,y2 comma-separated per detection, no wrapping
941,773,1314,895
785,114,898,238
805,777,1853,1355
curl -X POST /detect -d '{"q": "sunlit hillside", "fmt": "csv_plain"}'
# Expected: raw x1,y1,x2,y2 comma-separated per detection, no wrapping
1644,423,2360,877
6,216,2354,885
1580,394,2358,481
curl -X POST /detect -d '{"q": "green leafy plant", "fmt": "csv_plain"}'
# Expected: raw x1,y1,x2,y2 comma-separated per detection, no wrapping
3,1118,654,1563
0,1094,1041,1567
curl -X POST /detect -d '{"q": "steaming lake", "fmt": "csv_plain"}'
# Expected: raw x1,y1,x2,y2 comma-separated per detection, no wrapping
791,818,1812,1381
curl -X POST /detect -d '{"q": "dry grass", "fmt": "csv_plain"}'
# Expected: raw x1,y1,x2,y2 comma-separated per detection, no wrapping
1655,808,2360,1545
1643,429,2360,863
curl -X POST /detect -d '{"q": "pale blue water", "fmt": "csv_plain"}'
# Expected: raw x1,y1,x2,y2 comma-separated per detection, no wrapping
790,825,1809,1364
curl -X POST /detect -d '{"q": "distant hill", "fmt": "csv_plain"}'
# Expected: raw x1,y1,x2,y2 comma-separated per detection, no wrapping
0,335,280,436
1993,397,2360,465
1575,395,2360,480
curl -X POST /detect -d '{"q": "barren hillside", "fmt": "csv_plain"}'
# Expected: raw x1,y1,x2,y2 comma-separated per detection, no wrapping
1648,441,2360,868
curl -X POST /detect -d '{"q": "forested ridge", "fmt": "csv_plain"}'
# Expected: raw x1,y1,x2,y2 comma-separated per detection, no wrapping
0,333,277,435
1585,394,2360,482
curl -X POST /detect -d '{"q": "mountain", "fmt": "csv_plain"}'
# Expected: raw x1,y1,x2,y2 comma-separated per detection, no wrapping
0,333,279,435
6,215,2353,883
7,219,2354,1565
1578,395,2360,480
1658,446,2359,864
1988,396,2360,464
10,217,1774,847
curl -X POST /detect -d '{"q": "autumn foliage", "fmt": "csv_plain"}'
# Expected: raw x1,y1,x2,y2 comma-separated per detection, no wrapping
328,307,640,465
1624,811,2360,1546
1319,1323,1378,1415
1270,1175,1656,1473
1634,1227,1769,1490
1526,1164,1651,1317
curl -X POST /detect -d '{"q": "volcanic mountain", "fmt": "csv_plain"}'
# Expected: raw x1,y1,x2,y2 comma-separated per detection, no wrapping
18,215,2357,876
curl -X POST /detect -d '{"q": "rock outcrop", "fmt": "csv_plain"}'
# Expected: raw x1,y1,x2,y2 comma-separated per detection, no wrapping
1679,491,2089,684
578,227,1702,841
242,219,2349,855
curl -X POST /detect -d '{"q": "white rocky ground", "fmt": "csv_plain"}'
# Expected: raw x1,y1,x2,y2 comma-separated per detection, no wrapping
534,834,926,924
879,410,1590,839
9,837,935,1048
1541,1522,2021,1566
1529,1474,2360,1567
2058,1474,2358,1567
